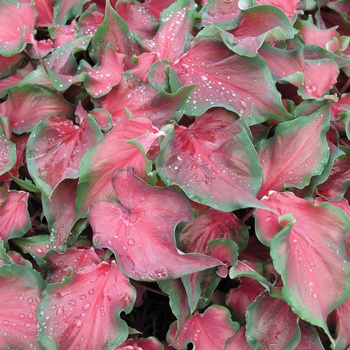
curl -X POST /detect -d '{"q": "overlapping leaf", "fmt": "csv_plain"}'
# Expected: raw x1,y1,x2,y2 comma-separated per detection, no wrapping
89,168,221,280
156,109,264,211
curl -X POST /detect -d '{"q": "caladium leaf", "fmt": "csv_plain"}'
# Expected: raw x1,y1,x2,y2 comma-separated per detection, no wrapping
101,74,194,127
89,168,221,280
0,85,75,134
225,327,252,350
158,278,191,328
0,187,30,246
221,5,294,57
316,151,350,201
46,247,103,284
156,109,264,211
255,191,350,340
80,47,124,98
27,116,102,196
91,0,141,69
0,117,16,176
42,179,79,251
76,116,162,216
168,305,239,349
258,44,305,85
38,260,136,349
180,207,249,253
254,0,300,21
163,30,291,122
116,0,158,40
257,104,330,198
52,0,90,26
0,0,36,56
116,337,164,350
226,277,266,324
297,323,325,350
299,59,339,100
13,235,51,272
0,53,23,79
34,0,54,27
199,0,241,30
153,5,194,61
0,262,44,350
246,291,301,350
328,298,350,350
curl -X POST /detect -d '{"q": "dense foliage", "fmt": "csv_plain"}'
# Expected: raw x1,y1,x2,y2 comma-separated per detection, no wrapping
0,0,350,349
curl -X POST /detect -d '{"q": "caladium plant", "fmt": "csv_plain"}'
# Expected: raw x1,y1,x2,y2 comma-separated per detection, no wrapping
1,0,350,349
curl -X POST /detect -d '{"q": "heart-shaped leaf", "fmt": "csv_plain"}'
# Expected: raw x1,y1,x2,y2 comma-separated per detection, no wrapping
156,109,264,211
38,260,135,349
89,168,221,281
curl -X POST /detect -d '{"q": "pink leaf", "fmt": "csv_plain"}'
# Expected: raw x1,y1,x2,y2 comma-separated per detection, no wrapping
27,116,102,196
0,263,44,350
33,0,54,27
328,298,350,350
180,207,249,254
169,35,291,121
297,323,325,349
115,337,164,350
299,59,339,99
316,152,350,201
226,277,265,323
116,0,158,40
52,0,90,25
200,0,241,29
257,104,330,198
80,47,124,98
169,305,239,349
0,0,36,56
142,0,179,20
42,179,78,251
101,75,193,127
0,53,23,79
255,0,300,20
89,168,221,280
296,20,342,52
91,0,142,69
38,260,135,349
224,5,294,57
156,109,264,211
46,247,103,284
225,327,252,350
0,85,75,134
76,116,162,216
256,191,350,337
0,120,16,176
0,188,30,245
154,7,193,61
245,291,301,349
